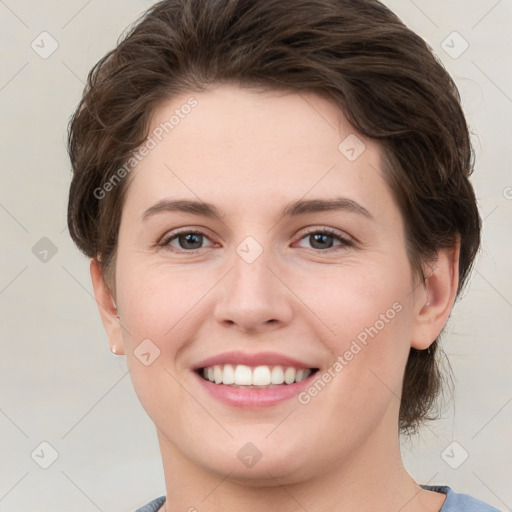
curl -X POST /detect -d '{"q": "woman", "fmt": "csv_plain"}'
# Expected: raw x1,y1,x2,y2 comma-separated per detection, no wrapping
66,1,501,511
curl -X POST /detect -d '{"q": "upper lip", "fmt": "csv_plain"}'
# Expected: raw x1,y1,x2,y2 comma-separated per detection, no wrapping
192,351,317,371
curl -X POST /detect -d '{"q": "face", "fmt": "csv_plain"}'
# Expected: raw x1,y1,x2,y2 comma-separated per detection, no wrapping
94,83,445,484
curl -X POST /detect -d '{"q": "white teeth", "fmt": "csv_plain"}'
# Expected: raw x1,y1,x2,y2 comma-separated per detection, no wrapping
213,365,223,384
222,364,235,384
271,366,285,384
296,369,307,382
234,364,253,385
200,364,313,386
252,366,271,386
284,367,296,384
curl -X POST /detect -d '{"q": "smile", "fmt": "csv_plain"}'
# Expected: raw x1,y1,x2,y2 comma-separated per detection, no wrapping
197,364,319,388
193,365,320,409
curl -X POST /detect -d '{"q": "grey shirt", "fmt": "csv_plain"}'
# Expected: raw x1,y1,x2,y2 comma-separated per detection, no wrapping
134,485,504,512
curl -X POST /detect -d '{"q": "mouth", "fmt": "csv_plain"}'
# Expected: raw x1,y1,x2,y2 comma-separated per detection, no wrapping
195,364,320,389
190,351,321,407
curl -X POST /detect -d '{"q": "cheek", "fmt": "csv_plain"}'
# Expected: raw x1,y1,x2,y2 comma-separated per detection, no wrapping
116,257,204,345
115,260,195,423
289,255,413,345
289,258,414,409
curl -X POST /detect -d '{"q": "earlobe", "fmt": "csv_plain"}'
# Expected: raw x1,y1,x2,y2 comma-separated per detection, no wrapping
410,239,460,350
89,259,125,355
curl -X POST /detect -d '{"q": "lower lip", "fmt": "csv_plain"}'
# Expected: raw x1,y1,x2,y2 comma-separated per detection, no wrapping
193,371,317,409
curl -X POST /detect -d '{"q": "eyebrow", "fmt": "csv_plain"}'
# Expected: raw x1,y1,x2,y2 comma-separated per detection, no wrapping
142,197,374,221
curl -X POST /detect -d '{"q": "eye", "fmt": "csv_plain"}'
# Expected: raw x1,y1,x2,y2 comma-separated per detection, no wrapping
160,227,354,253
160,230,215,252
295,227,354,251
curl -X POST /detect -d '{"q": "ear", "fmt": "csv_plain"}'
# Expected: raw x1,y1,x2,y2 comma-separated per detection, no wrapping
90,259,125,355
410,238,460,350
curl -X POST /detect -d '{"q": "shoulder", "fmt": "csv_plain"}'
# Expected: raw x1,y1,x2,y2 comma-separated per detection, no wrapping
133,495,166,512
421,485,503,512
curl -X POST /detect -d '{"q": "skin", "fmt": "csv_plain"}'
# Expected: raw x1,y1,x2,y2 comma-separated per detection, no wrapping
91,83,459,512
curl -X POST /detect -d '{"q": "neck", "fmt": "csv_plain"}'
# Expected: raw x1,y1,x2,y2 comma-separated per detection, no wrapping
155,417,445,512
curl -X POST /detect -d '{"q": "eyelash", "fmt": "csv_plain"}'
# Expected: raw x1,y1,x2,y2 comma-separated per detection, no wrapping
159,227,354,253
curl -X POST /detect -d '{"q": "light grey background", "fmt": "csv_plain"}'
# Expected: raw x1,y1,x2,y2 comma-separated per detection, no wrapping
0,1,511,511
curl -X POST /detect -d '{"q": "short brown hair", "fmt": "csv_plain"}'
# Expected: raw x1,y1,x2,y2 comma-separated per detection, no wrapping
67,0,481,433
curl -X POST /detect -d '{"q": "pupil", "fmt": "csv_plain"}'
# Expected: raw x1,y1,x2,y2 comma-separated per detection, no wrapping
311,233,333,249
180,233,202,249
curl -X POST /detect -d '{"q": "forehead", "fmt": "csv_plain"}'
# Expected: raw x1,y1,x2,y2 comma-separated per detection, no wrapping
121,83,398,225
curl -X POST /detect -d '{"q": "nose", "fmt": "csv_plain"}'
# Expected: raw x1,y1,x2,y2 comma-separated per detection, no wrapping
213,241,294,333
